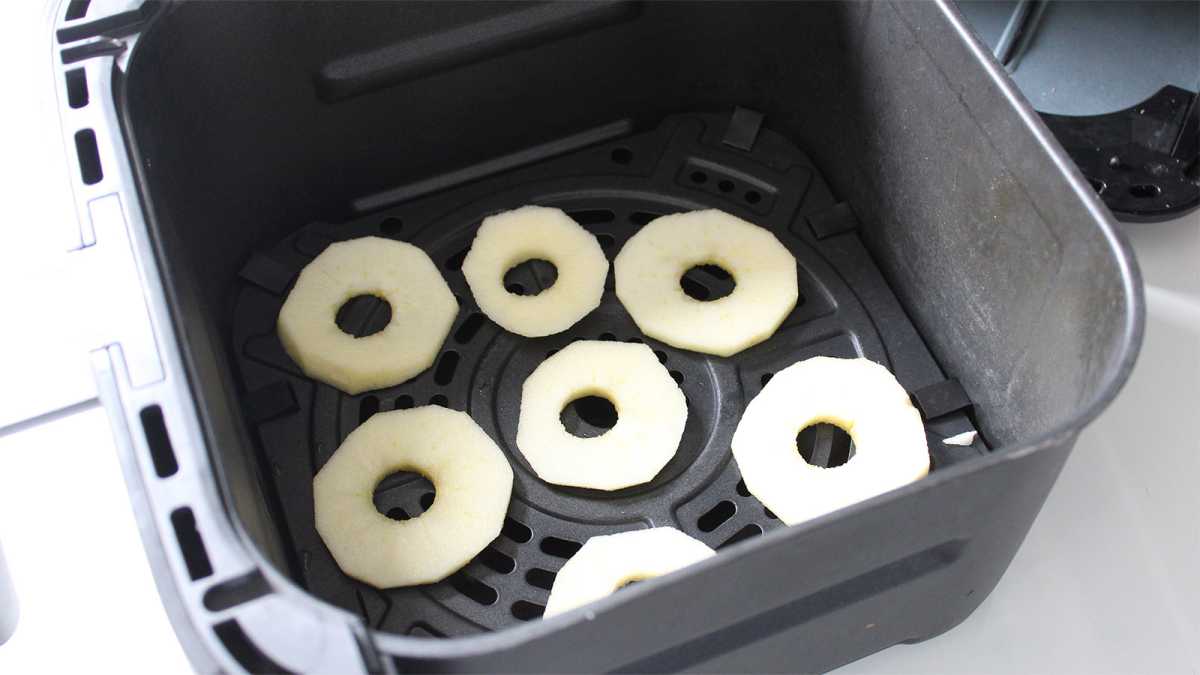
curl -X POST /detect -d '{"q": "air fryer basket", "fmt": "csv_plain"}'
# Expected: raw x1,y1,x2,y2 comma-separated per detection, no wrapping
59,0,1141,672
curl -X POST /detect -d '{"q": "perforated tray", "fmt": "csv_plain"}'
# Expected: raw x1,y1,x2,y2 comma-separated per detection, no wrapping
230,112,986,638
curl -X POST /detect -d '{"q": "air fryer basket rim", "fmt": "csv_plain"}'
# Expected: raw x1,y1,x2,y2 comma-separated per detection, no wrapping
74,0,1146,669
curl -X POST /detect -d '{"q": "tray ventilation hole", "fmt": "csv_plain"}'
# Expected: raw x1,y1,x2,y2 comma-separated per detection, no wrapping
690,170,708,184
449,573,498,606
359,396,379,423
654,349,668,364
453,313,485,344
630,211,659,226
718,524,763,549
567,209,615,225
394,394,414,409
697,500,736,532
525,568,556,590
735,479,751,497
511,601,546,621
429,394,448,407
502,518,533,543
596,233,615,250
540,536,582,558
434,351,460,385
611,147,633,165
479,547,516,574
760,372,773,387
670,370,684,384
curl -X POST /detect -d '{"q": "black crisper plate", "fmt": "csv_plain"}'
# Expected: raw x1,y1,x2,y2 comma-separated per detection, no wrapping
229,112,987,638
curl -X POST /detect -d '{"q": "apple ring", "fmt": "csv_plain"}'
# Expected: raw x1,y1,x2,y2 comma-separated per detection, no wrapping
313,406,513,588
516,340,687,490
732,357,929,525
544,528,715,617
462,206,608,337
277,236,458,394
614,209,797,356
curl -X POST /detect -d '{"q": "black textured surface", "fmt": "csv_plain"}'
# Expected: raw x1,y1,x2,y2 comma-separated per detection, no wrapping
230,113,986,637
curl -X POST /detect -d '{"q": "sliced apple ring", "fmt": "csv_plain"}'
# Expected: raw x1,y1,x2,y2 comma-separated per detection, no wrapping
614,209,797,357
516,340,687,490
462,205,608,337
732,357,930,525
313,406,513,588
278,236,458,394
544,527,715,617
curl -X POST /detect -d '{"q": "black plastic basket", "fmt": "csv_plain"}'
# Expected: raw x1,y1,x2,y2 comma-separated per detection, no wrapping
55,1,1142,672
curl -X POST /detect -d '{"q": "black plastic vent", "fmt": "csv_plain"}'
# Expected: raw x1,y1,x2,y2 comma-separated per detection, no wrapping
449,573,498,606
170,507,212,581
65,69,88,108
568,209,615,224
434,351,460,385
479,548,516,574
203,570,270,612
140,405,177,478
453,313,486,344
74,129,102,185
719,524,763,549
214,619,293,674
502,518,533,543
359,395,379,423
511,601,545,621
540,536,582,558
697,501,736,532
525,568,556,590
64,0,90,20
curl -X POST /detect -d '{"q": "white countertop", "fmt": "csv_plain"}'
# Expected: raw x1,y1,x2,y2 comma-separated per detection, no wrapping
0,1,1196,672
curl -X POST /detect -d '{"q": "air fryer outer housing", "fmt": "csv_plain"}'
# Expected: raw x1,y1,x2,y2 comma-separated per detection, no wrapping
52,1,1142,672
